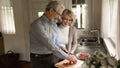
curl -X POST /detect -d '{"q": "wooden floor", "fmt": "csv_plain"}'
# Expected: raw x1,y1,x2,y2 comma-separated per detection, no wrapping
0,61,31,68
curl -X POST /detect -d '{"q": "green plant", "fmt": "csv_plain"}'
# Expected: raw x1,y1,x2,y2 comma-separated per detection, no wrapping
117,59,120,68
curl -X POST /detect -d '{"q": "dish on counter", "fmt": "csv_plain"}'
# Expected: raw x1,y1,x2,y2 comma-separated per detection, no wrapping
76,52,90,60
55,59,84,68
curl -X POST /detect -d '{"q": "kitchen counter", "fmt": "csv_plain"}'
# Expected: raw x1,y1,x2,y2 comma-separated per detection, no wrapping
55,37,109,68
75,43,107,55
75,37,108,55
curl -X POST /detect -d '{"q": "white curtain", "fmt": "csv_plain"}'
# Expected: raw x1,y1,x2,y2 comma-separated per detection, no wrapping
0,0,15,34
101,0,110,38
108,0,118,44
101,0,120,59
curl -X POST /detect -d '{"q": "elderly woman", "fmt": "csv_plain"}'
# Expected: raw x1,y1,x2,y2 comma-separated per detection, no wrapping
56,9,78,55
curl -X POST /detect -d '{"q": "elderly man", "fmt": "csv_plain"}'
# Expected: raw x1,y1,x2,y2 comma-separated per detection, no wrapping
29,1,77,68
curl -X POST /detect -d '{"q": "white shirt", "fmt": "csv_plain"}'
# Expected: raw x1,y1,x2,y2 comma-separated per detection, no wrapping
57,25,69,48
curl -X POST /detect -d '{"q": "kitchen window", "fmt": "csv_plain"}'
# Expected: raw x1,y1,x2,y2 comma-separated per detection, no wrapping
72,0,88,29
38,12,44,17
0,0,16,34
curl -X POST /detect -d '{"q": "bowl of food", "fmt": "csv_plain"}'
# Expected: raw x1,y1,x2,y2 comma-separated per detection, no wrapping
76,52,90,60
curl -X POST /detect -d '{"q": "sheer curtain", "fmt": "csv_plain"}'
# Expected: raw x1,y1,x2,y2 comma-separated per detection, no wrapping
0,0,15,34
101,0,120,59
108,0,118,44
101,0,110,38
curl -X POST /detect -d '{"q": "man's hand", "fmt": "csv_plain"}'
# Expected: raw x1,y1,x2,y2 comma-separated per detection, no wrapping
66,55,77,64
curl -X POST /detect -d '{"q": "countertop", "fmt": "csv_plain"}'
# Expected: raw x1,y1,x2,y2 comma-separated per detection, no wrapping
55,59,84,68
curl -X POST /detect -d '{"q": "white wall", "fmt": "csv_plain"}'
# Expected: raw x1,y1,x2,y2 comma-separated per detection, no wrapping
3,0,30,61
91,0,102,30
29,0,50,23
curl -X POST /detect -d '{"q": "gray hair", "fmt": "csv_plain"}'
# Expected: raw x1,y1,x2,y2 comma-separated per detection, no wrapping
45,1,65,11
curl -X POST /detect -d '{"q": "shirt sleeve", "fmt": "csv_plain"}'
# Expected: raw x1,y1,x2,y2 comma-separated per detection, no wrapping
70,27,78,53
54,36,62,48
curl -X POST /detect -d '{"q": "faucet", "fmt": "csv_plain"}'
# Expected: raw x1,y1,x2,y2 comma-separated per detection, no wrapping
90,30,101,44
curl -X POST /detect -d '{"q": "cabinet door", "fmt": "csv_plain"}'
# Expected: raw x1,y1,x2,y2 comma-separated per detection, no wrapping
0,37,4,54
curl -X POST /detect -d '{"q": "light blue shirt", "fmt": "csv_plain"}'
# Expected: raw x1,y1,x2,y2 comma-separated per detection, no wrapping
30,15,68,59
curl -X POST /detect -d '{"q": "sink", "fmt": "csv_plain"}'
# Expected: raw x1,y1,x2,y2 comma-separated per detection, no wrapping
83,42,98,45
75,43,107,55
79,37,98,45
75,37,107,55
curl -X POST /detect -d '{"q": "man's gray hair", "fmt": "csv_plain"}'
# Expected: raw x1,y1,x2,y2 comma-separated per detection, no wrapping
45,1,65,11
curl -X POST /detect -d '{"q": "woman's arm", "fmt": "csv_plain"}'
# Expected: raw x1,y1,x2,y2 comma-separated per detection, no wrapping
69,27,78,54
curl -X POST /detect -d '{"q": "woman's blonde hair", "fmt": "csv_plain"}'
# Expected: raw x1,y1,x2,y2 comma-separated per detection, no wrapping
61,9,76,26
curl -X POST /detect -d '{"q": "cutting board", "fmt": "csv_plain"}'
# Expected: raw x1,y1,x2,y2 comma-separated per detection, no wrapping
55,59,84,68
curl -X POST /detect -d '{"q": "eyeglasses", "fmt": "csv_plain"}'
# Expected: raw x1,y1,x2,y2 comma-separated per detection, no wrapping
62,18,73,22
53,9,62,16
